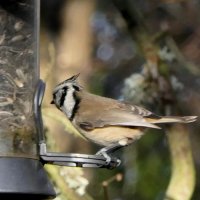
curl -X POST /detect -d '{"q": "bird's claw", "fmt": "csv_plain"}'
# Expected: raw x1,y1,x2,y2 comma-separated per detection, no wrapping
96,150,112,166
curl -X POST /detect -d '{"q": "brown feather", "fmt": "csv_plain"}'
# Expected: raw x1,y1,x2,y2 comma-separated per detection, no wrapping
146,116,197,124
72,90,197,147
74,91,161,129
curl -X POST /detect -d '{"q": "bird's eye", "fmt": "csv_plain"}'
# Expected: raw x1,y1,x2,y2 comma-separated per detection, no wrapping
62,86,68,92
73,85,80,91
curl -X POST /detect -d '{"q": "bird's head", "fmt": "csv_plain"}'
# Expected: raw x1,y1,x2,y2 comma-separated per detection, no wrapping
51,74,82,108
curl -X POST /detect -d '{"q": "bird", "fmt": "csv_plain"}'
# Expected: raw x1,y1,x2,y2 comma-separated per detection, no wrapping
51,74,197,164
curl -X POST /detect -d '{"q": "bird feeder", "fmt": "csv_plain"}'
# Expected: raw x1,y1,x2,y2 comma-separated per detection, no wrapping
0,0,55,199
0,0,120,199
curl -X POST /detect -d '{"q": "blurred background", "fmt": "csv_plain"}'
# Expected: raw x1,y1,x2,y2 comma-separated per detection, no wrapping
40,0,200,199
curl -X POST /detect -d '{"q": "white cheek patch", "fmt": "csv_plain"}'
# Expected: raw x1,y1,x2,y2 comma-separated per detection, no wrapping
62,88,76,119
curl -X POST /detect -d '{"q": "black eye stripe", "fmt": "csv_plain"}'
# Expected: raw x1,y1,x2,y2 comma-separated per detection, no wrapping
59,87,68,107
73,85,80,91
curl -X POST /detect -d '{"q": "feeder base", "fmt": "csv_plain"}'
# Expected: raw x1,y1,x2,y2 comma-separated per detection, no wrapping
0,157,55,199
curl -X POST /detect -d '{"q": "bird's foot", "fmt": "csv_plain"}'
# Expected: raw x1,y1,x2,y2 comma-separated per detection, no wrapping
96,149,112,166
96,143,125,167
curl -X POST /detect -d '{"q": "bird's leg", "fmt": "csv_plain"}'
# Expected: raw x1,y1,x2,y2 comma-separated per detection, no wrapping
96,143,126,155
95,149,112,165
96,139,128,165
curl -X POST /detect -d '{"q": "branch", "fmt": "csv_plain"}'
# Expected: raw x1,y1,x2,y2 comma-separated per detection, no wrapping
165,125,195,200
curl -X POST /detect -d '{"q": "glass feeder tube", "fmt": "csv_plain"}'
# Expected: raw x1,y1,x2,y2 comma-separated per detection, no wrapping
0,1,55,198
0,1,39,158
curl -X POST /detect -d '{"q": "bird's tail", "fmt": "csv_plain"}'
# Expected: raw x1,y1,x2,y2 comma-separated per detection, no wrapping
147,116,197,124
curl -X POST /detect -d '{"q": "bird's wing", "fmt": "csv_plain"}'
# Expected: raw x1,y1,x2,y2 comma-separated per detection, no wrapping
90,110,161,129
119,102,161,118
76,93,161,130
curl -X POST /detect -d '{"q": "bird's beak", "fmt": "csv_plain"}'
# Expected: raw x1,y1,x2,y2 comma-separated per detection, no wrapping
50,100,54,104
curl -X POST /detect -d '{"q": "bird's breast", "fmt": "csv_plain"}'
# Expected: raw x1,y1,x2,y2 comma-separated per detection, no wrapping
74,125,144,147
